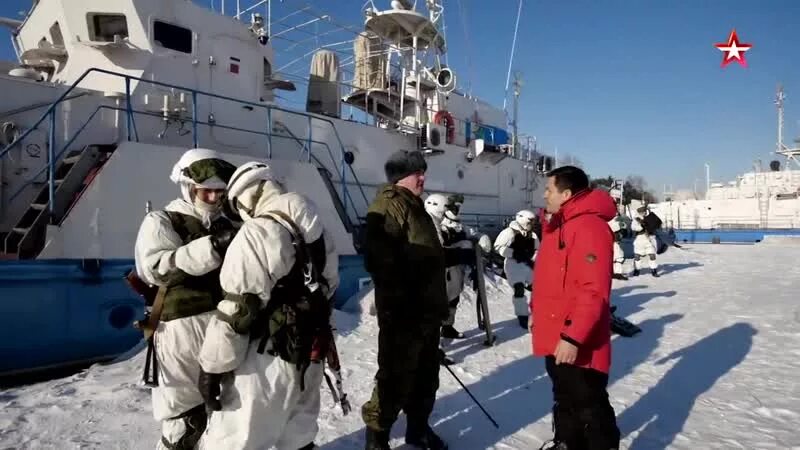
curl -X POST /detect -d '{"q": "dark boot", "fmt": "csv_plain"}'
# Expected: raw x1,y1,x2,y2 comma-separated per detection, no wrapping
441,325,465,339
539,440,568,450
365,427,390,450
632,269,640,277
405,423,448,450
612,273,628,281
438,348,454,366
651,269,659,277
517,315,529,329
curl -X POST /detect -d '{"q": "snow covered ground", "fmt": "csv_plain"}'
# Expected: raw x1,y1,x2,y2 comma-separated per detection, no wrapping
2,243,800,449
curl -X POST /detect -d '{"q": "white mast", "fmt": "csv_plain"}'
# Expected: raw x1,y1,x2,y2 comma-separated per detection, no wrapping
775,83,800,169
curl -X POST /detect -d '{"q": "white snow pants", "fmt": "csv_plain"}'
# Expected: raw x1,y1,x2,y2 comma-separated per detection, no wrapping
199,350,324,450
612,241,625,275
504,258,532,317
152,311,214,447
633,234,658,270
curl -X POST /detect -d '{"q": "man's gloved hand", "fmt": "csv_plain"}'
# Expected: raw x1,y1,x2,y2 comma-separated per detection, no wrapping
511,246,531,263
210,228,237,257
510,235,534,263
469,267,478,290
445,247,476,268
198,369,223,412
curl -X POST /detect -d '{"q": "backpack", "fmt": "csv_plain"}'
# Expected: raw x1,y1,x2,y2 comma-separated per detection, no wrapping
251,210,332,391
642,212,663,234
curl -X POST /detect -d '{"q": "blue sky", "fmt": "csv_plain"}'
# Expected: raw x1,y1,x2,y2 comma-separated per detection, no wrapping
1,0,799,196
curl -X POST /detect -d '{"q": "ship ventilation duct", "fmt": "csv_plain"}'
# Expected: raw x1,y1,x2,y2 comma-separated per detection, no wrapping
436,67,456,93
353,32,386,92
306,50,341,118
770,160,781,171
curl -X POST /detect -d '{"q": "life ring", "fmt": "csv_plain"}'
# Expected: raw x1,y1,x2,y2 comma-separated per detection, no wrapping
433,110,456,144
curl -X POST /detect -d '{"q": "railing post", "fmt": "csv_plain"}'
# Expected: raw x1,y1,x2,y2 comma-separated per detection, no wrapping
48,108,56,222
267,108,273,158
341,149,348,219
192,91,199,148
125,77,132,142
306,115,312,161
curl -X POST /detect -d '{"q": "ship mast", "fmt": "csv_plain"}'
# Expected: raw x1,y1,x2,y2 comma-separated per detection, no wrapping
775,84,800,169
512,71,522,158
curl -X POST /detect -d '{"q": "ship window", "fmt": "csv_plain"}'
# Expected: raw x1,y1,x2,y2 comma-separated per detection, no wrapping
88,14,129,42
153,21,192,54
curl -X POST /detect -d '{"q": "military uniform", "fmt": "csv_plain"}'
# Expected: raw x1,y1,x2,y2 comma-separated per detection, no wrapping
361,183,449,447
608,215,628,280
133,149,237,450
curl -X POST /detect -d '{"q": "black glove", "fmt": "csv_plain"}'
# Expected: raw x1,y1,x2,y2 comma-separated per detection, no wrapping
198,369,223,412
468,267,478,290
510,235,534,263
511,246,532,264
444,247,476,268
209,216,236,234
210,228,237,257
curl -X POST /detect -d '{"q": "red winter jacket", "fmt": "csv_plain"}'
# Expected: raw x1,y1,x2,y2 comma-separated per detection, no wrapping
531,189,617,374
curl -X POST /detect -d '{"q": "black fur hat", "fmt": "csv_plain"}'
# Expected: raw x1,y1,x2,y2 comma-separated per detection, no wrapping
384,150,427,184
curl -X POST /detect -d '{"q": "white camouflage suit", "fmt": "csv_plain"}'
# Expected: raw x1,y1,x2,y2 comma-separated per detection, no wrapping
631,211,658,271
133,148,235,449
608,216,626,276
493,211,539,320
197,162,339,450
423,194,492,331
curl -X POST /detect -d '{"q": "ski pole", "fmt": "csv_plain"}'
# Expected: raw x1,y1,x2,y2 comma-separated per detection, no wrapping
442,363,499,428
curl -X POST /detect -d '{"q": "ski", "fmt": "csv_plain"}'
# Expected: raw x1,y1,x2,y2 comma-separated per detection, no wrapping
474,244,496,346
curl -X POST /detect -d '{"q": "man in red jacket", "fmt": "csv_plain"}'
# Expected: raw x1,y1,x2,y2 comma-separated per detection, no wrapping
532,166,620,450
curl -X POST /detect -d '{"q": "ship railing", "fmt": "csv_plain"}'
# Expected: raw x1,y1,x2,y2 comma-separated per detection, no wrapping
282,73,548,166
0,67,370,224
6,105,363,216
671,215,800,230
458,212,514,236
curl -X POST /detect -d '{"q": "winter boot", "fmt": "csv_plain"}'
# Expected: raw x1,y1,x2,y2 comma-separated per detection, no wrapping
365,428,390,450
632,269,640,277
612,273,628,281
517,315,529,329
538,440,568,450
438,348,454,366
405,423,448,450
441,325,465,339
651,269,659,277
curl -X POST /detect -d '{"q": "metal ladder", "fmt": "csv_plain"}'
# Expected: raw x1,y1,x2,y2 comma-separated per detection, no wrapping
3,144,110,258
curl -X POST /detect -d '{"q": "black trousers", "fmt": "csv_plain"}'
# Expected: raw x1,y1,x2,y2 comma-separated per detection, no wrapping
545,356,620,450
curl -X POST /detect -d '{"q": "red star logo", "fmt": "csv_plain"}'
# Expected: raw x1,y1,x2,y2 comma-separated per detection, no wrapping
714,29,752,68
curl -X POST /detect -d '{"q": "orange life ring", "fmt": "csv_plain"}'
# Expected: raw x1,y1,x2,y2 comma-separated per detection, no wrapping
433,110,456,144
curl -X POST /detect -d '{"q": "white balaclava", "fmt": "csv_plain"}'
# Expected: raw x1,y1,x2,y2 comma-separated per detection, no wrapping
441,194,464,232
226,161,285,221
424,193,449,223
515,209,536,232
169,148,236,226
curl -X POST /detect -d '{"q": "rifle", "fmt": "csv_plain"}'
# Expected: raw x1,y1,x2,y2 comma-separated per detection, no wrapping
322,326,352,415
125,270,159,307
125,269,166,386
263,210,352,415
